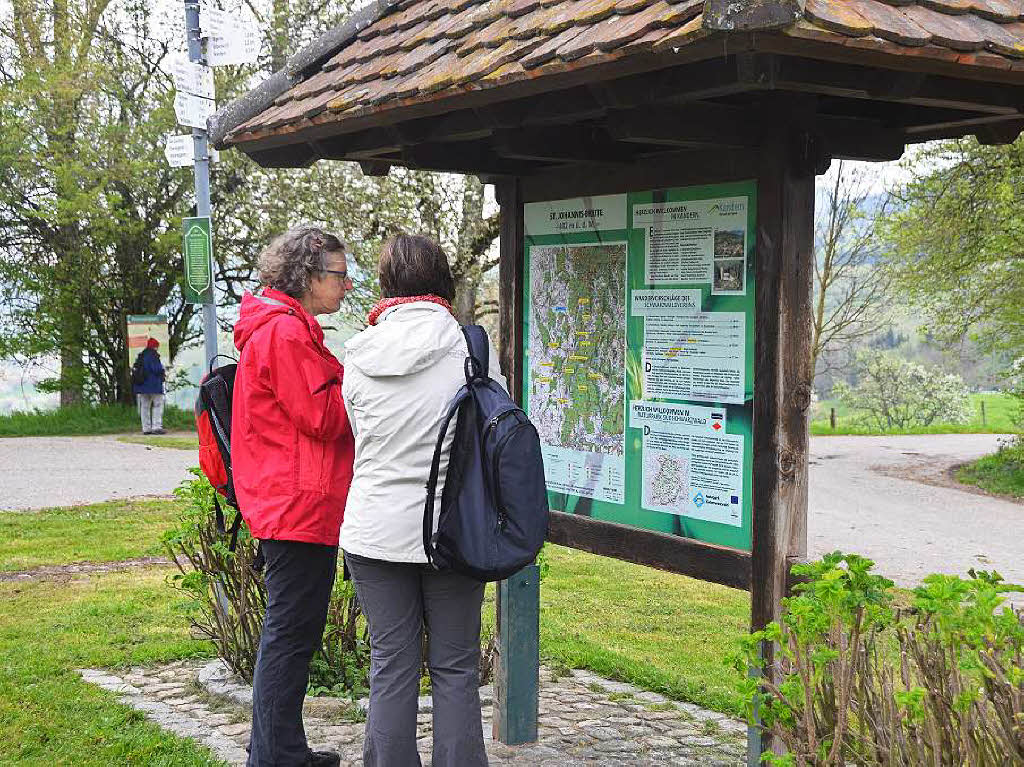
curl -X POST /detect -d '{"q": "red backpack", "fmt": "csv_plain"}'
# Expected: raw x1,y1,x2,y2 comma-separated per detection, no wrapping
195,358,243,548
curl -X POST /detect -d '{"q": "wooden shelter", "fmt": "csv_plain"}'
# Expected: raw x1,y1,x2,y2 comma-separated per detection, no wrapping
211,0,1024,755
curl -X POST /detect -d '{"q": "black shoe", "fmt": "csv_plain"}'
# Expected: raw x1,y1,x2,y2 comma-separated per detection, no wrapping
307,751,341,767
152,427,167,435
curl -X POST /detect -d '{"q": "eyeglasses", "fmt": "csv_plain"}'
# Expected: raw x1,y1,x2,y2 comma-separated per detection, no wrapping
321,269,352,283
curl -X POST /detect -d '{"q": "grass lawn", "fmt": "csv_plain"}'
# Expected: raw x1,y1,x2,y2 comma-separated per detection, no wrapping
0,569,220,765
0,403,195,437
118,434,199,450
0,499,751,762
0,499,179,572
811,393,1020,436
956,438,1024,499
540,545,749,716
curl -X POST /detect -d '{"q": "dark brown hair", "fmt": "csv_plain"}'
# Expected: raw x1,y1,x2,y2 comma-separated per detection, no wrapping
378,233,455,301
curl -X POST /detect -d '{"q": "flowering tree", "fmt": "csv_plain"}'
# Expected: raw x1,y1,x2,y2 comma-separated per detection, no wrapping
833,350,971,430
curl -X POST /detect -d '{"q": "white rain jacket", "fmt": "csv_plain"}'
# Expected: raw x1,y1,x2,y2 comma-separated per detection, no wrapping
339,301,507,562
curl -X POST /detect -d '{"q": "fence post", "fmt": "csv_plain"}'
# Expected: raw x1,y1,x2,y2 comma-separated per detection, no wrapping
981,400,986,427
830,407,836,430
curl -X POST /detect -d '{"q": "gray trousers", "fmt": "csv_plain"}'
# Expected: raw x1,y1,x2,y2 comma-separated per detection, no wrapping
137,393,164,432
345,552,488,767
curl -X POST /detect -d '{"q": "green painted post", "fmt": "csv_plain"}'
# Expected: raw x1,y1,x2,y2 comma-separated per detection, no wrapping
493,563,540,745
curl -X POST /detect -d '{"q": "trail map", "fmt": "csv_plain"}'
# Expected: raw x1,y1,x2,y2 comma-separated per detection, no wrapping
528,243,626,456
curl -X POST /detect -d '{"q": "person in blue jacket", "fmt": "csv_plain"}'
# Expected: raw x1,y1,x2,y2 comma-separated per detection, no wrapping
133,337,166,434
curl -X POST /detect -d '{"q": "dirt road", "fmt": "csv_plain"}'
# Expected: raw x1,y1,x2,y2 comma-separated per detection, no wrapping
0,435,195,511
809,434,1023,605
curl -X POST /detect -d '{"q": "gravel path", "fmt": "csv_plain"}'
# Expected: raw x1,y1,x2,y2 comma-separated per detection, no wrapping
0,434,195,511
809,434,1023,606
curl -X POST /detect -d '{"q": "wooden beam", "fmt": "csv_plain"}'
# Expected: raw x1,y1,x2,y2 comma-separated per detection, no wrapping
494,126,636,164
906,114,1024,143
401,143,542,177
817,115,905,162
392,109,491,145
483,87,606,129
496,176,524,397
311,129,399,159
774,56,1024,115
246,143,317,168
547,512,752,590
751,98,815,756
606,103,763,149
358,160,391,177
520,148,761,202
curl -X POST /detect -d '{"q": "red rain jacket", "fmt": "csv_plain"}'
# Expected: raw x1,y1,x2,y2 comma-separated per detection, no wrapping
231,288,353,545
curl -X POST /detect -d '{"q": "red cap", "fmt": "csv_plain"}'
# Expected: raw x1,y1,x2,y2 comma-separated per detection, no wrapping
146,337,159,349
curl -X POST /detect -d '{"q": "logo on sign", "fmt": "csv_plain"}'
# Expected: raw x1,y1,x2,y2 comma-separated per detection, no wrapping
693,492,705,508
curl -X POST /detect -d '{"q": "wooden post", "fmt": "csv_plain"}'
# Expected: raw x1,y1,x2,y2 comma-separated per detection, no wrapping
493,177,540,745
749,108,816,759
830,407,836,430
980,399,986,427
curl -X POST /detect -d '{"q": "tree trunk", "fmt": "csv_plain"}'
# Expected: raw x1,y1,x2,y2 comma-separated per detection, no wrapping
455,276,477,325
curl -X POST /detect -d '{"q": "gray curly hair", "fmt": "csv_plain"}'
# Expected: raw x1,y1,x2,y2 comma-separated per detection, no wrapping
257,225,346,298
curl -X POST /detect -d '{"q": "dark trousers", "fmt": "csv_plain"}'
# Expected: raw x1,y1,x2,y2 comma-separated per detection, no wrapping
248,539,338,767
345,552,488,767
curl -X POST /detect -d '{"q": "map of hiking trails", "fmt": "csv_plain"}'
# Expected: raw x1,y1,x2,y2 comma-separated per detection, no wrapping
529,243,627,463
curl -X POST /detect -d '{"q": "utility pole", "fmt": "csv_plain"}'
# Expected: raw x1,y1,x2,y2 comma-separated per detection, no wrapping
184,0,218,367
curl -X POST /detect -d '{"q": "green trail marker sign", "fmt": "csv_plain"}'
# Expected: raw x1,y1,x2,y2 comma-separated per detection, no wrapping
183,216,213,304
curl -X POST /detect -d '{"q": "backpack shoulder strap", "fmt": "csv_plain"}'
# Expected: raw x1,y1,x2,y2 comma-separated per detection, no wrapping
423,388,471,567
461,325,489,382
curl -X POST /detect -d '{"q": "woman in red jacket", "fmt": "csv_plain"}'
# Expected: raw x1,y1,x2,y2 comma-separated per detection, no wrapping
232,225,354,767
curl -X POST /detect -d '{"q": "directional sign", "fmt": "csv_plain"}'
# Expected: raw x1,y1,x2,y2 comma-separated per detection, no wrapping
164,135,220,167
174,91,216,129
165,134,194,167
170,56,215,99
201,6,261,66
183,216,214,303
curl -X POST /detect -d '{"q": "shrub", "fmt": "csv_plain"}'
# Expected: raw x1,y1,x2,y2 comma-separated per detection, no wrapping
163,470,368,697
833,350,971,430
735,552,1024,766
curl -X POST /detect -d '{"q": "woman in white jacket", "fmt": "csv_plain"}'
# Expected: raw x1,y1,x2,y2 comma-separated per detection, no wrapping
341,233,505,767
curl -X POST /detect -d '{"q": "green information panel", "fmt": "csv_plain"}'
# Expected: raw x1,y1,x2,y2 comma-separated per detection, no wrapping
523,181,756,551
183,215,214,304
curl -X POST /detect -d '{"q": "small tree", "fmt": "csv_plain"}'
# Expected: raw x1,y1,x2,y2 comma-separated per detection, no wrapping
833,350,971,430
812,161,892,380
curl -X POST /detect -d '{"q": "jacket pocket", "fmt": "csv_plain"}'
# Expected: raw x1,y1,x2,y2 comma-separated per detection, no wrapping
296,436,327,493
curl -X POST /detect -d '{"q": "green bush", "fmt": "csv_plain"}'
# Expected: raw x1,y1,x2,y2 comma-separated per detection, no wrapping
735,552,1024,766
163,470,369,700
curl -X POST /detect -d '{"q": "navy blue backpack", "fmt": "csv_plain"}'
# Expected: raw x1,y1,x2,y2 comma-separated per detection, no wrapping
423,325,549,582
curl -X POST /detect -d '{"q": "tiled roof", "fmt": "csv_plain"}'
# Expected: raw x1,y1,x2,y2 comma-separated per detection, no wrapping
225,0,1024,144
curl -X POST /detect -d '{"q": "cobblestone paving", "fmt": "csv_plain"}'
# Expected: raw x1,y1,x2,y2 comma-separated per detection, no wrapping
80,660,748,766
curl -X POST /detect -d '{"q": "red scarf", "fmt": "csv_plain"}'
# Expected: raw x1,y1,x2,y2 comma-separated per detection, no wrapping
367,294,456,326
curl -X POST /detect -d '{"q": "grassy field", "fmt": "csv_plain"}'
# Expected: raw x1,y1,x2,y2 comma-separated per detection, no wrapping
0,499,750,763
0,570,219,765
540,545,748,715
117,434,199,450
0,499,178,572
956,437,1024,499
811,393,1020,436
0,403,195,437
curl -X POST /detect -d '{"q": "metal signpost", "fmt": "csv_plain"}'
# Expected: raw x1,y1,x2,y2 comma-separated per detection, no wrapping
171,2,258,368
181,0,218,368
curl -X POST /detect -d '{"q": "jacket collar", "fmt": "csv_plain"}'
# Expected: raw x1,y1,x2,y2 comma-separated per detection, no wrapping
260,287,325,346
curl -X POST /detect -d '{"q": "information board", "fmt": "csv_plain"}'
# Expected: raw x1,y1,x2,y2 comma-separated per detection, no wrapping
523,181,756,551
